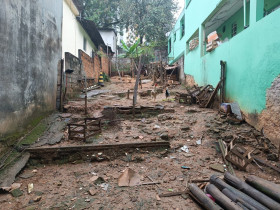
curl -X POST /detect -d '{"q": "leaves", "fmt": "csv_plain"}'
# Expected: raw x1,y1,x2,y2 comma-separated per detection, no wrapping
80,0,178,45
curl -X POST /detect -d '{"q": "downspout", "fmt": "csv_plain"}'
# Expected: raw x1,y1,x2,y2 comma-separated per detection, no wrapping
244,0,247,28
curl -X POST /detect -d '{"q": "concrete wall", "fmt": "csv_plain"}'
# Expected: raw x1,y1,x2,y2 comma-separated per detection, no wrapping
65,52,83,99
168,0,280,146
62,0,96,58
0,0,63,137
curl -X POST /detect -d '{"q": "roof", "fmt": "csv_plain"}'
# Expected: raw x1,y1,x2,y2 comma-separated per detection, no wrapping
98,28,117,36
72,0,84,13
76,18,114,55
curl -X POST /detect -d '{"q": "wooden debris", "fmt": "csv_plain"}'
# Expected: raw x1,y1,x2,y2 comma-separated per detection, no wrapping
26,141,170,159
253,157,280,173
68,118,101,141
159,190,188,198
225,140,253,171
190,179,210,183
218,139,235,175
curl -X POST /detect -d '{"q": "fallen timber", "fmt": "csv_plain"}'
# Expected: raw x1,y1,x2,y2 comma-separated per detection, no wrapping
102,105,175,117
26,141,170,162
224,172,280,210
246,175,280,203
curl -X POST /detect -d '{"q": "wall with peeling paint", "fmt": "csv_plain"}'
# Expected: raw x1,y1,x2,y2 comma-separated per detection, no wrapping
0,0,62,137
169,0,280,146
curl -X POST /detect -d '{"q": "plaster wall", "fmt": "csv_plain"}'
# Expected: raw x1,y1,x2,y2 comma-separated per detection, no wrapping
0,0,63,137
99,30,117,54
62,0,96,58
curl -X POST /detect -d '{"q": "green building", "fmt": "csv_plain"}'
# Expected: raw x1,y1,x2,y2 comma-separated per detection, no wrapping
168,0,280,146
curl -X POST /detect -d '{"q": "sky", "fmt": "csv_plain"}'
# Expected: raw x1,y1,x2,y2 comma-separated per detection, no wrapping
174,0,185,19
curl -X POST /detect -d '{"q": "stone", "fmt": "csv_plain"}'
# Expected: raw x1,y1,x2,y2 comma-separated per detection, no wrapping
10,188,23,197
160,133,169,141
181,126,190,131
89,188,97,196
267,153,278,161
209,164,225,173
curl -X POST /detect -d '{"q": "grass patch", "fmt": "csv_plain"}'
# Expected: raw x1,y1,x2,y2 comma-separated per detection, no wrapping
20,120,48,146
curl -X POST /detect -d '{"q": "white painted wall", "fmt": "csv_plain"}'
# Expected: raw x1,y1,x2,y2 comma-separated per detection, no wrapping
99,30,117,54
62,0,96,58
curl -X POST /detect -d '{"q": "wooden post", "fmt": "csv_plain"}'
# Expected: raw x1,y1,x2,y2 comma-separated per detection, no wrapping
84,76,88,115
127,90,130,99
159,61,163,85
60,59,64,112
132,56,142,117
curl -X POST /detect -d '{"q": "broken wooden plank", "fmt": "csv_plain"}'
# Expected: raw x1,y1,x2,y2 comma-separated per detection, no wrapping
190,179,210,183
218,139,235,175
0,153,30,188
26,141,170,156
206,80,222,108
159,191,188,197
254,157,280,173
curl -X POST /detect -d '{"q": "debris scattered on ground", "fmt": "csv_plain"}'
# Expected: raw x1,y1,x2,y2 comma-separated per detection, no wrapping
118,168,141,187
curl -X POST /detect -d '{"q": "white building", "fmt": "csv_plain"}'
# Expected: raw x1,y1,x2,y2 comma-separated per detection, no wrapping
62,0,98,58
98,28,117,55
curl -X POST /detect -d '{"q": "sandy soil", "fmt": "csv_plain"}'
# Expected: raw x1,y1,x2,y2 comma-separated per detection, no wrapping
0,77,279,210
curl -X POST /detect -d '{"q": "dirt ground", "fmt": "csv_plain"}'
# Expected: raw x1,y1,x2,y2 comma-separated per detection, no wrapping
0,77,279,210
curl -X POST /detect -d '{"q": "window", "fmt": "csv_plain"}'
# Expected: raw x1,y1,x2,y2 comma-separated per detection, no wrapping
231,23,237,37
168,38,172,54
83,37,87,51
174,32,176,42
180,16,185,39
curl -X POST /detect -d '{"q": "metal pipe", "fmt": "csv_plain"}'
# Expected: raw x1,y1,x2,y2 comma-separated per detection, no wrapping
244,0,247,27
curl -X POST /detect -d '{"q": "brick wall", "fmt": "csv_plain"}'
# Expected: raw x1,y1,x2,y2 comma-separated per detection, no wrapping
101,55,110,76
79,50,94,79
93,54,101,81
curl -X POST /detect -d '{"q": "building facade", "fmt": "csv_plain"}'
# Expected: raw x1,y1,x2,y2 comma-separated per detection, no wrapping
98,28,117,55
168,0,280,146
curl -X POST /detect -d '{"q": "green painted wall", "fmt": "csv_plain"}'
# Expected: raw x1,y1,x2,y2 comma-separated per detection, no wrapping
169,0,280,115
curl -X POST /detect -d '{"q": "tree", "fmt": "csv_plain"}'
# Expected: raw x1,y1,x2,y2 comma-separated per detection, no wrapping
120,0,178,44
79,0,178,44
